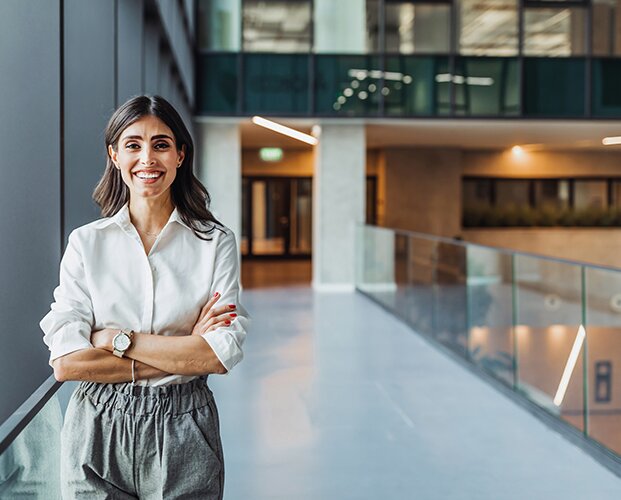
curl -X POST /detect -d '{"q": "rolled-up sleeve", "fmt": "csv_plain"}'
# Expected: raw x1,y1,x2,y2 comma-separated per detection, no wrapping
39,229,94,367
201,228,250,375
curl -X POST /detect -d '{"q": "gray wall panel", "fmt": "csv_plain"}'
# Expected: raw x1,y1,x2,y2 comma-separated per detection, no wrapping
144,20,160,95
0,0,61,424
2,0,196,429
63,0,115,236
117,0,145,105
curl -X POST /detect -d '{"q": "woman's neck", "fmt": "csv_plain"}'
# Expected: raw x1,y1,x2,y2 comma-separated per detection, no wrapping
128,197,174,235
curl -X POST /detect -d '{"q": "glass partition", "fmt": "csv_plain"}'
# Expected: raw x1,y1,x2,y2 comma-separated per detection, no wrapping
434,242,468,355
243,54,309,114
384,56,450,116
467,246,515,385
585,267,621,455
197,53,239,114
406,236,437,336
0,380,77,498
314,55,382,115
357,224,621,458
454,57,519,116
514,255,584,431
523,57,586,116
592,59,621,117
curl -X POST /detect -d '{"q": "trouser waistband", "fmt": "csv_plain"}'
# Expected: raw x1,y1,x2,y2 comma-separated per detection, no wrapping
77,377,213,417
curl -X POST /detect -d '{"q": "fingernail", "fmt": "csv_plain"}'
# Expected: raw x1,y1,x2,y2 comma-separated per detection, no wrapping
225,320,231,325
213,292,220,297
228,304,236,309
229,313,237,318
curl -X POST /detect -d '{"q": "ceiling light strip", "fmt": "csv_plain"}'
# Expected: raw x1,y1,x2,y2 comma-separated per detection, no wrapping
251,116,318,146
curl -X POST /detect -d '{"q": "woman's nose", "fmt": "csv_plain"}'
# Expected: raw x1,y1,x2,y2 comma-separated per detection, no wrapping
140,147,155,165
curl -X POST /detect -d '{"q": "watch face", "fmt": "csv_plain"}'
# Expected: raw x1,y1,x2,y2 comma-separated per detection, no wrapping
114,334,130,351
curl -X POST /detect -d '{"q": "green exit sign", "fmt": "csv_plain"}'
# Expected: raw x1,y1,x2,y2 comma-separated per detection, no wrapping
259,147,283,162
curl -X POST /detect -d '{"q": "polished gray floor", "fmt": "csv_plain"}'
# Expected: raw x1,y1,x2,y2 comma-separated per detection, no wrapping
208,287,621,500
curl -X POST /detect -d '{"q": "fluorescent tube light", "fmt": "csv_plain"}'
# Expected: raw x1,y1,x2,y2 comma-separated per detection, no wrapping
553,325,586,407
603,136,621,146
251,116,318,146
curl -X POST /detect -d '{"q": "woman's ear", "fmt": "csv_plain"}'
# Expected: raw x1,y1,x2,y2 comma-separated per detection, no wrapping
107,144,118,168
177,144,186,167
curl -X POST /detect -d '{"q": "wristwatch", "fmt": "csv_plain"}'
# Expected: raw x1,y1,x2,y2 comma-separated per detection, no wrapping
112,328,134,358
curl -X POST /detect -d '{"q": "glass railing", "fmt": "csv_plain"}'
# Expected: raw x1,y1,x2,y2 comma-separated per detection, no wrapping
197,53,621,118
0,377,76,498
356,224,621,458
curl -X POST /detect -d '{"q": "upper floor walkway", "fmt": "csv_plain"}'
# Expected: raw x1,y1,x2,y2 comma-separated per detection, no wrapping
211,285,621,499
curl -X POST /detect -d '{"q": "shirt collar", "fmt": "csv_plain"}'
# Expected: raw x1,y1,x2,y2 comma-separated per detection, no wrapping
105,201,192,232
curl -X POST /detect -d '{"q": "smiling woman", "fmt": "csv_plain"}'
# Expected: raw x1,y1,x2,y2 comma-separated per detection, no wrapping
40,95,250,499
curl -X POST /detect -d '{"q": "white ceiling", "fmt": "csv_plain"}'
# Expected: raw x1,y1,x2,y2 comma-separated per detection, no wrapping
231,117,621,152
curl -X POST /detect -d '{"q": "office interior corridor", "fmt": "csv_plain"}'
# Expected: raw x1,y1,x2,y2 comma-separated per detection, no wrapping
208,286,621,499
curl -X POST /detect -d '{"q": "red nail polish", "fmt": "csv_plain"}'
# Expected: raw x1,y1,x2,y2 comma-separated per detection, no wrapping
213,292,219,297
225,320,231,325
228,304,236,309
230,313,237,318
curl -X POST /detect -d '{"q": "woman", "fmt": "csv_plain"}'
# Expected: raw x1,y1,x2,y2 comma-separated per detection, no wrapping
39,95,250,499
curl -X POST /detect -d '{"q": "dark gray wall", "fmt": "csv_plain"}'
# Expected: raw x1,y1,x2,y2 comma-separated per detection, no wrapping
0,0,62,425
1,0,196,426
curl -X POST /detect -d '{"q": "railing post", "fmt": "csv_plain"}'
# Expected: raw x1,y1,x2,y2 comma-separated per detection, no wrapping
465,245,472,362
511,254,519,391
582,266,589,437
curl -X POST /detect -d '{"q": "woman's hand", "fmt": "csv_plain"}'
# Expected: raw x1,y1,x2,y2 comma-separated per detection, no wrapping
191,292,237,336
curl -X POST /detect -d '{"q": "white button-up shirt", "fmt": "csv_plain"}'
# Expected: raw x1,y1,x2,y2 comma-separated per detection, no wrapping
39,201,250,386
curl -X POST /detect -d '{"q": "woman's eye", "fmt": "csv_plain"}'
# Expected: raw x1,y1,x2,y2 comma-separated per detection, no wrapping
125,143,169,150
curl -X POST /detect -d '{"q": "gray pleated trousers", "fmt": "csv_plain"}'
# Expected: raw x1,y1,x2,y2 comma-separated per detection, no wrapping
60,377,224,499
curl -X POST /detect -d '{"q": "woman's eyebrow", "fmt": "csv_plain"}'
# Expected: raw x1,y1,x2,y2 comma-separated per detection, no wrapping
122,134,173,142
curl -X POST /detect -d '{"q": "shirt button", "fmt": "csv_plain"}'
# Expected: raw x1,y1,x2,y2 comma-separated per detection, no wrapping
151,265,156,273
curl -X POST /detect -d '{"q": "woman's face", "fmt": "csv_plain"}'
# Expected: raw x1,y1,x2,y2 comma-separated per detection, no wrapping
108,115,185,204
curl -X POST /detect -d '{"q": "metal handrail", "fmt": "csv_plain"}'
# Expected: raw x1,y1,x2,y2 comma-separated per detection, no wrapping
0,375,61,455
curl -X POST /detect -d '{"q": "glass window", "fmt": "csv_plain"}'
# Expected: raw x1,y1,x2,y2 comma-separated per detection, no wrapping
463,179,492,209
385,1,451,54
314,55,381,115
243,54,309,114
534,179,569,209
459,0,518,56
243,0,312,52
574,180,607,209
198,0,242,51
592,59,621,117
197,54,239,113
523,8,587,56
496,180,530,208
611,180,621,207
314,0,380,53
523,58,585,116
384,55,450,116
592,0,621,56
454,57,519,116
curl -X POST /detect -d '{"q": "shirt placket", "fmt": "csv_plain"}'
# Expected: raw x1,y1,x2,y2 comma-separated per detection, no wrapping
118,220,158,335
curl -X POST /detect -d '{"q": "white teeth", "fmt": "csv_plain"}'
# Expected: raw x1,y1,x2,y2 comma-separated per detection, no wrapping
135,172,162,179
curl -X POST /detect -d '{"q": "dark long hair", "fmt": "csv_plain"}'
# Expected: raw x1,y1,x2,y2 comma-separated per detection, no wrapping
93,94,225,241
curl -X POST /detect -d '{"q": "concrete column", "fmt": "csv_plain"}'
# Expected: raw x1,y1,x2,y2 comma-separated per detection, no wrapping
313,123,366,291
195,121,242,241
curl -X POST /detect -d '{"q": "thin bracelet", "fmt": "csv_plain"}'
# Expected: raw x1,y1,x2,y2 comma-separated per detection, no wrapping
131,359,136,385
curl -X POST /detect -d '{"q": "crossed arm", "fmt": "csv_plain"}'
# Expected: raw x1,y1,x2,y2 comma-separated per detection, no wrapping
52,330,227,383
45,228,246,384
